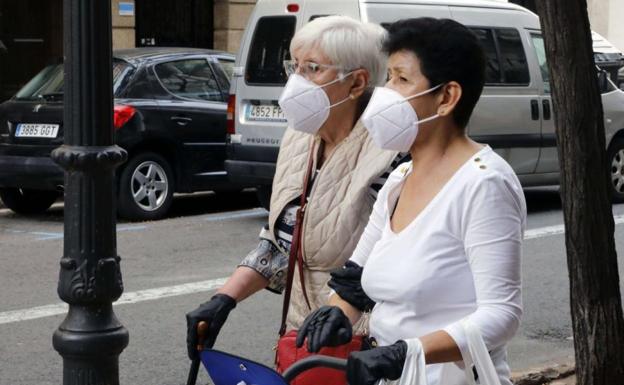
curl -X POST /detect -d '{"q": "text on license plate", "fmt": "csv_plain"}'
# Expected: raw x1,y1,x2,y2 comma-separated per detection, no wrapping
246,104,286,122
15,123,60,138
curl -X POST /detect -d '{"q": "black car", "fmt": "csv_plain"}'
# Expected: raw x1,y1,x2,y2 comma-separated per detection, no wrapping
0,47,246,220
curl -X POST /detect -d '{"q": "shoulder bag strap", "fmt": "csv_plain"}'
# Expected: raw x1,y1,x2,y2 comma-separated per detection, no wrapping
279,142,317,336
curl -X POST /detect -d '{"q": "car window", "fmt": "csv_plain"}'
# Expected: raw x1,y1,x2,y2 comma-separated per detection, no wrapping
15,64,64,101
530,33,551,94
217,59,234,79
112,59,135,96
212,58,234,98
310,15,332,21
470,27,529,86
471,28,502,84
13,60,133,101
246,16,296,86
154,59,222,102
496,29,530,85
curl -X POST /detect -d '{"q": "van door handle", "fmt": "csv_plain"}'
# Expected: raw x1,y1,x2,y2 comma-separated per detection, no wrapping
530,100,539,120
542,100,551,120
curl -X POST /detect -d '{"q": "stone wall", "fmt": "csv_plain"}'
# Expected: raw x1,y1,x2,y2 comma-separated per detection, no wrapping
111,0,136,49
214,0,256,53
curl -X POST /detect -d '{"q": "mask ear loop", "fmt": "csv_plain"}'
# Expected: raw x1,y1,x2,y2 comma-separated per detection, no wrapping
404,83,444,102
324,71,357,109
320,70,355,88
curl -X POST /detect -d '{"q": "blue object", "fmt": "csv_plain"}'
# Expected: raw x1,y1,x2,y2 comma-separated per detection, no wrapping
118,2,134,16
200,349,288,385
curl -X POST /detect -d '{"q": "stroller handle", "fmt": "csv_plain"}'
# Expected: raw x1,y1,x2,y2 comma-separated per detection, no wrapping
282,356,348,383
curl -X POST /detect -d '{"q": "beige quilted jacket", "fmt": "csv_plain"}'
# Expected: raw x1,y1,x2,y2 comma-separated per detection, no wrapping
266,120,397,332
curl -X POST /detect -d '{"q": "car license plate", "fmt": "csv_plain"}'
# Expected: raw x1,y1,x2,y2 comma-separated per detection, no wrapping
246,104,286,122
15,123,60,138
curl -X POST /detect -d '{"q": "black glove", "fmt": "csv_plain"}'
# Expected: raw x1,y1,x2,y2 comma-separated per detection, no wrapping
347,340,408,385
328,261,375,312
296,306,353,353
185,293,236,360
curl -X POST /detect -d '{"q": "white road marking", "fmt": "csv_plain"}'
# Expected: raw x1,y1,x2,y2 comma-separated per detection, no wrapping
524,214,624,240
202,208,267,222
1,210,621,325
0,277,228,325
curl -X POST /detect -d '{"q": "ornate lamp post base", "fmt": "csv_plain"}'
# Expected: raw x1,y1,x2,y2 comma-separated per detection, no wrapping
53,0,129,382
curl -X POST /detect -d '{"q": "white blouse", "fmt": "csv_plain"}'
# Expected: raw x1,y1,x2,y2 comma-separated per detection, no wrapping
350,146,526,385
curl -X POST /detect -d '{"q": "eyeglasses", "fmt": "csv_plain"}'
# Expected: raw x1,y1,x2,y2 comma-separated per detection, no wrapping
283,59,344,77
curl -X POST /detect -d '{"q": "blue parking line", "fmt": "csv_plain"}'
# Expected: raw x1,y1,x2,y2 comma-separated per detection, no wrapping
32,231,64,241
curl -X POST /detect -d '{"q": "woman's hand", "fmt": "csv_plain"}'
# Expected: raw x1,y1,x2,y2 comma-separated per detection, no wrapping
296,306,353,353
346,340,408,385
185,293,236,360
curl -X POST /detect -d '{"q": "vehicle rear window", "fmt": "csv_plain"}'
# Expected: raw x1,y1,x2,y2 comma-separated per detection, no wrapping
246,16,296,86
155,59,223,102
213,59,234,95
14,64,64,101
14,60,134,101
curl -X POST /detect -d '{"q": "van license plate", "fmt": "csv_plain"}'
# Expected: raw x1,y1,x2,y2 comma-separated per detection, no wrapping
15,123,60,138
246,104,286,122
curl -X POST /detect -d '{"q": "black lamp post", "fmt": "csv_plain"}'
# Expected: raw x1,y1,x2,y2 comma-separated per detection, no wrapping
51,0,129,383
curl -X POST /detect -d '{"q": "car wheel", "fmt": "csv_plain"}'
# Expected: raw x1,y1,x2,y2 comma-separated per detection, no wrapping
608,138,624,203
118,152,174,221
0,188,59,215
256,185,272,211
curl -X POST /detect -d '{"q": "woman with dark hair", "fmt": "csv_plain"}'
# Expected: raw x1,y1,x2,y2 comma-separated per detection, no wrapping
297,17,526,385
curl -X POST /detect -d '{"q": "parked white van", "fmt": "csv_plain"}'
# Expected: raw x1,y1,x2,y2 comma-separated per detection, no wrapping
225,0,624,208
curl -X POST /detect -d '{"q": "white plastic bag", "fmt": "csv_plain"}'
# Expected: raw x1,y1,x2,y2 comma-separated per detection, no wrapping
459,319,502,385
377,338,428,385
377,319,502,385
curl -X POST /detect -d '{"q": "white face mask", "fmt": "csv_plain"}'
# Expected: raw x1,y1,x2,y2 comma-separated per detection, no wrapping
278,73,353,135
361,84,443,151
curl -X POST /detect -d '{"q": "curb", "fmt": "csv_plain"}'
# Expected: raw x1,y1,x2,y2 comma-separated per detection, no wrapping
512,362,575,385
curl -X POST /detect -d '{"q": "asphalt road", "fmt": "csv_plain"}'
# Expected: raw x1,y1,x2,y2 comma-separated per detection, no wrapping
1,188,624,384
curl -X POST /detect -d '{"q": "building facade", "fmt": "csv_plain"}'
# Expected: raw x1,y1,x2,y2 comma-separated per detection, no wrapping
587,0,624,51
0,0,255,101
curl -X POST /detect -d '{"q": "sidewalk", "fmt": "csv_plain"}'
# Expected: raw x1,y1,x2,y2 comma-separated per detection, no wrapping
512,361,575,385
550,375,575,385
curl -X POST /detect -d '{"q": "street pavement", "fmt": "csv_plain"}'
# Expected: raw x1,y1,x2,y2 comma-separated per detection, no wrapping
1,188,624,384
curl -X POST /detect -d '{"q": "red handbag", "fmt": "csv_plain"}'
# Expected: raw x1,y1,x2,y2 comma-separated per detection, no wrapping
274,142,363,385
276,330,363,385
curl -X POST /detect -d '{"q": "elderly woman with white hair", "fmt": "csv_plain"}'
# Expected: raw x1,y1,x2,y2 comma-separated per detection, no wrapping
186,15,407,365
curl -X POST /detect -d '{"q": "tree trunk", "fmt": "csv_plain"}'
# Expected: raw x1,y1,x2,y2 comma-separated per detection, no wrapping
534,1,624,384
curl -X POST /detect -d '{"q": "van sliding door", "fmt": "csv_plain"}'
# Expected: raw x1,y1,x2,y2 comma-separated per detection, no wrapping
451,6,541,175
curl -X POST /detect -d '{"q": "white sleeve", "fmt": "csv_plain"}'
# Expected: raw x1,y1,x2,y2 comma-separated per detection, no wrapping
443,174,526,356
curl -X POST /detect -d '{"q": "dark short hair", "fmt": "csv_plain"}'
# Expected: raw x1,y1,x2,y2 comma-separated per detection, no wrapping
383,18,486,128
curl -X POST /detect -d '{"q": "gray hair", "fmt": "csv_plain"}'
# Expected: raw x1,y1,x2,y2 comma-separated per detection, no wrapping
290,16,388,89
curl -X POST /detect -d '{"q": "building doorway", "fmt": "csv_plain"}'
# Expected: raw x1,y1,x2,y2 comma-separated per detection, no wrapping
0,0,63,101
135,0,214,48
